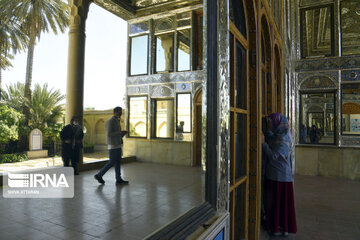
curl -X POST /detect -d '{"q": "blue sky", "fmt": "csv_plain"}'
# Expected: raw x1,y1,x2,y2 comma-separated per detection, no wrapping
2,4,128,110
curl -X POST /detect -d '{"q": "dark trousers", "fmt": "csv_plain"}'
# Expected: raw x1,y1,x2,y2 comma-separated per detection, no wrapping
62,144,80,174
98,148,122,181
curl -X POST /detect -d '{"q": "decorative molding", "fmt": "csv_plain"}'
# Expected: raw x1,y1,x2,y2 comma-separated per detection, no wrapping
298,73,338,90
127,85,150,95
150,84,174,97
126,70,204,85
295,56,360,72
342,70,360,82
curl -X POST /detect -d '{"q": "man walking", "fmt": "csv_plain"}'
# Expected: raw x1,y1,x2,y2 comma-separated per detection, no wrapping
94,107,129,184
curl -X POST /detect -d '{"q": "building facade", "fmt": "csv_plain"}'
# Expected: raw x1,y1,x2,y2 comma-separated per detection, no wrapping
65,0,360,239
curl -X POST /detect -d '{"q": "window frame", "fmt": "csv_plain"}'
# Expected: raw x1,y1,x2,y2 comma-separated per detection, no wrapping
300,4,335,59
341,82,360,136
176,27,192,72
153,98,175,139
176,93,192,133
154,32,175,73
299,90,337,145
128,95,148,138
128,34,150,76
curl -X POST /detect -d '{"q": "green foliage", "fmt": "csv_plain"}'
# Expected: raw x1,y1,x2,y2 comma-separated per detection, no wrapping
0,105,24,143
2,82,25,111
2,82,65,141
83,141,94,148
0,153,28,164
0,16,29,70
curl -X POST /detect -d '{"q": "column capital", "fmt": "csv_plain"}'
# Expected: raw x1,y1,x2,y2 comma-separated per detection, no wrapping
68,0,92,30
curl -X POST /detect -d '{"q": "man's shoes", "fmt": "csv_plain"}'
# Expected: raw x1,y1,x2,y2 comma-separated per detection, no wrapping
116,178,129,184
94,174,105,184
74,171,80,175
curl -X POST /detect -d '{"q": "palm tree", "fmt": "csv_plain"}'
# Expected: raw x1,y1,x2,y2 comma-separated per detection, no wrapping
28,83,65,133
3,82,65,138
2,82,26,112
5,0,68,120
0,17,28,99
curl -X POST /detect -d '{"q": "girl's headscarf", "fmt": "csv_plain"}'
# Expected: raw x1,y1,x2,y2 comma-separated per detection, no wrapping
266,113,292,162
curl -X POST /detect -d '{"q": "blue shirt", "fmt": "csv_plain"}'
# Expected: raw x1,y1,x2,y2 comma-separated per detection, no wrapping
262,143,293,182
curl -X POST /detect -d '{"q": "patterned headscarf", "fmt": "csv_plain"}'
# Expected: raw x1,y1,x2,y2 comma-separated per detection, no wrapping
266,113,292,162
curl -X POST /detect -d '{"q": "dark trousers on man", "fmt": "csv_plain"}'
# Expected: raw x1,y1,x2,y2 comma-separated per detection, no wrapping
97,148,122,181
62,144,80,174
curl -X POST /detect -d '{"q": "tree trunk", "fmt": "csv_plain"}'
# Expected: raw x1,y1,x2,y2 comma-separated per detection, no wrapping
23,35,36,123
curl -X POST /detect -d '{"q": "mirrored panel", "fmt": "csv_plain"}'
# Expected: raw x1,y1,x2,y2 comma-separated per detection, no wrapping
177,12,191,28
154,17,175,33
155,99,174,138
176,94,191,133
301,6,334,58
342,83,360,135
341,0,360,55
177,29,191,71
300,92,335,144
129,96,147,137
130,35,149,75
129,22,149,35
156,33,174,72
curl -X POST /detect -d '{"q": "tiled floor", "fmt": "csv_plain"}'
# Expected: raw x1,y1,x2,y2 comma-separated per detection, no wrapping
1,163,359,240
0,162,204,240
262,175,360,240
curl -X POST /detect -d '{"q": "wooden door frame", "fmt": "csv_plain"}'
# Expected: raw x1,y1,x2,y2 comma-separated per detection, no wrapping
193,89,202,166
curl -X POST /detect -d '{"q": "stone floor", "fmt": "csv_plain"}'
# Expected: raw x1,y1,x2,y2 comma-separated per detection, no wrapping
0,151,110,172
262,175,360,240
0,163,359,240
0,162,204,240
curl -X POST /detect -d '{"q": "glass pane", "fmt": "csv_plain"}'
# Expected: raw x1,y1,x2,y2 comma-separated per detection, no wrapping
342,83,360,135
130,35,148,75
236,40,246,109
341,0,360,55
235,113,246,180
156,100,174,138
229,0,247,38
234,184,246,240
129,96,147,137
177,94,191,133
300,93,335,144
177,29,191,71
129,22,149,35
301,6,333,58
156,33,174,72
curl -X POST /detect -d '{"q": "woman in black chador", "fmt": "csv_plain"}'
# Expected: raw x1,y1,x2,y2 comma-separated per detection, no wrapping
60,116,84,175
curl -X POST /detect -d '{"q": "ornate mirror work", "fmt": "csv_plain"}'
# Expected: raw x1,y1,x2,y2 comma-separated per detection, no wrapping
300,92,336,144
341,0,360,55
342,83,360,135
300,75,336,90
301,5,334,58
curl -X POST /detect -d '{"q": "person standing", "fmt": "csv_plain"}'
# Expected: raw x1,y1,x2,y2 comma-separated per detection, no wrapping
261,113,297,236
60,115,84,175
94,107,128,184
